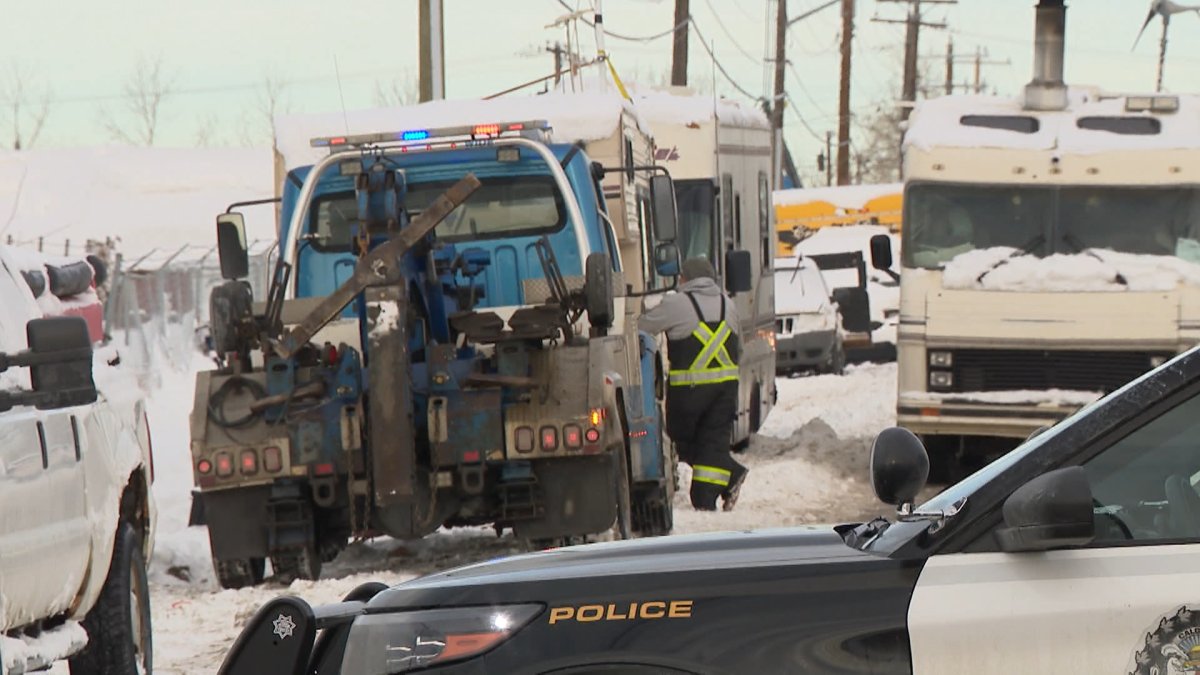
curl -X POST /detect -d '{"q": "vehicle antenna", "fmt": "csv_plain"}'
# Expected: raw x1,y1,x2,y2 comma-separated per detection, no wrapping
333,54,351,136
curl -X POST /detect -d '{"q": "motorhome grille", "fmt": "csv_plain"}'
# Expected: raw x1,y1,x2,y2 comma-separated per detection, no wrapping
945,349,1156,393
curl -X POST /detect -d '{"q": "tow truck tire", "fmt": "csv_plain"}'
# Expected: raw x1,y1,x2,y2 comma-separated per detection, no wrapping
585,252,614,330
70,522,152,675
214,557,265,590
271,545,321,584
610,445,633,541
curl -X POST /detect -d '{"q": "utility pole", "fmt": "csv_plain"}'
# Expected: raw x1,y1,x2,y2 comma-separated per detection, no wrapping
945,37,954,95
419,0,446,101
772,0,788,187
874,0,954,118
671,0,690,86
837,0,854,185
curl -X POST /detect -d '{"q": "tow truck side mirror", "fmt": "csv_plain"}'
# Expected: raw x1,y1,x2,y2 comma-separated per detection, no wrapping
217,213,250,281
994,467,1095,553
650,175,678,243
869,234,894,271
725,250,753,295
654,242,680,278
870,427,929,507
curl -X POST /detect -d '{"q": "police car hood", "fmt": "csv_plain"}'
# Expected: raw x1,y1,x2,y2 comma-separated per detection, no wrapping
367,526,873,609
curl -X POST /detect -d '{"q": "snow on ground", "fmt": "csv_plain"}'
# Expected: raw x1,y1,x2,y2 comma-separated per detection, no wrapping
132,355,901,674
942,246,1200,292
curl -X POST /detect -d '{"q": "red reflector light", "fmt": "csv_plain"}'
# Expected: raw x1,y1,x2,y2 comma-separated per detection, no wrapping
240,450,258,475
263,446,282,473
463,450,481,463
514,426,534,453
330,136,347,145
197,459,213,475
473,124,501,136
507,123,525,130
564,424,583,449
314,462,335,476
540,426,559,451
215,453,233,477
585,428,601,444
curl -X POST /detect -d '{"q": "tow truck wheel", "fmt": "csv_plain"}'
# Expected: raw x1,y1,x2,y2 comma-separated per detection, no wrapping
271,544,321,583
610,444,633,541
70,522,152,675
214,557,265,590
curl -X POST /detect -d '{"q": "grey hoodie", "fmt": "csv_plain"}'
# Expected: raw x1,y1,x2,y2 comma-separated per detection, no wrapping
637,277,741,343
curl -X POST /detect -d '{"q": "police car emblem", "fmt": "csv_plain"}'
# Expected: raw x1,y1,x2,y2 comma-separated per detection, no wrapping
1129,606,1200,675
272,613,296,640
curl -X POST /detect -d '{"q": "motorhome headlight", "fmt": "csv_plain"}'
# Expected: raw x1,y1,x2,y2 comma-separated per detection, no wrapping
341,604,543,674
929,371,954,390
928,351,953,368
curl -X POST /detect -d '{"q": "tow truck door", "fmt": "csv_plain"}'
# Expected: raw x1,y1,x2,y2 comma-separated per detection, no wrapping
907,386,1200,674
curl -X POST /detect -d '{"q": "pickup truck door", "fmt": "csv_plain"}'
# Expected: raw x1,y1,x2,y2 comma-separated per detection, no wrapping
907,385,1200,675
0,409,90,628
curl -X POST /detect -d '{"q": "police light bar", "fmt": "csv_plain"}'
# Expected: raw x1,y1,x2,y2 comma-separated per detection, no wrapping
310,120,551,149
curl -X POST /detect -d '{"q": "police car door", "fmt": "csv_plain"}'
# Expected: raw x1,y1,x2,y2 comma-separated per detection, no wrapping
908,386,1200,675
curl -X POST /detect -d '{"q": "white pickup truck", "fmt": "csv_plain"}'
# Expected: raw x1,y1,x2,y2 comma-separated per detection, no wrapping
0,247,155,675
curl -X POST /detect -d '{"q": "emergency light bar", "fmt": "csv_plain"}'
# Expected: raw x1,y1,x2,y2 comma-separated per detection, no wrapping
310,120,552,149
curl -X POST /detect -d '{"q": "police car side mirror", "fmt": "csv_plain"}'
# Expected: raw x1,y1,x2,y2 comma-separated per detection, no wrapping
994,467,1095,553
870,427,929,507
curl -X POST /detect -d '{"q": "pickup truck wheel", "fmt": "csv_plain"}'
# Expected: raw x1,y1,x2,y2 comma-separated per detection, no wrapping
70,522,152,675
214,557,265,590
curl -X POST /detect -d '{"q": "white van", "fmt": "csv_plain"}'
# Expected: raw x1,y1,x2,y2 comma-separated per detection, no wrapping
774,255,845,375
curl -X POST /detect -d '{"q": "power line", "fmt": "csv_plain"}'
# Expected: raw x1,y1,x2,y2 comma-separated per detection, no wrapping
553,0,690,42
701,0,763,64
784,92,828,142
688,19,766,102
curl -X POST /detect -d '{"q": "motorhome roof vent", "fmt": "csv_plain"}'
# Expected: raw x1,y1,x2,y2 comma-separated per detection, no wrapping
960,115,1040,134
1076,116,1161,135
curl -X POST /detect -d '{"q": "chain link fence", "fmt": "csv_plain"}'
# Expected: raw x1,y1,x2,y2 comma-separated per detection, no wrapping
100,240,278,382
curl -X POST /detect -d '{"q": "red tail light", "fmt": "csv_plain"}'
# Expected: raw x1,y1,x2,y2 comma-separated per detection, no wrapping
196,459,213,475
585,428,601,444
240,450,258,475
540,426,559,451
563,424,583,449
314,462,335,476
215,453,233,477
262,446,282,473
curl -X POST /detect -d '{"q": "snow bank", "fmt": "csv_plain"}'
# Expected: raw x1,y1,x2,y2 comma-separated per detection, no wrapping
905,89,1200,154
942,247,1200,292
761,363,897,441
0,147,275,259
904,389,1102,407
274,91,649,173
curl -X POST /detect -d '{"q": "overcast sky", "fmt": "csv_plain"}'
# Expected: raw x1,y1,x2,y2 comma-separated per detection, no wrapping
4,0,1198,181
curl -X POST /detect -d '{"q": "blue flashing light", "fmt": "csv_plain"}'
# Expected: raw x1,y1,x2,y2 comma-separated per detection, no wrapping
402,130,430,141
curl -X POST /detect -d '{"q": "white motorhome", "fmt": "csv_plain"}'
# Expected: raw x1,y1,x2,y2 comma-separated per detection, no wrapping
896,1,1200,469
637,89,777,446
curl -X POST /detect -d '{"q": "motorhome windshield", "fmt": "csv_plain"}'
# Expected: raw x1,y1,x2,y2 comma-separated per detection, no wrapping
308,175,566,251
676,179,716,264
904,183,1200,269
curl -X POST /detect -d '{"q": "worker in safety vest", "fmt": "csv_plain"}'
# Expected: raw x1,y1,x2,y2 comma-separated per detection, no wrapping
638,257,748,511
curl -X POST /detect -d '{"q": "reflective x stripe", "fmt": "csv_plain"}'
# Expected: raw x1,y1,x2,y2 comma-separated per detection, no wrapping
692,465,731,486
669,319,738,386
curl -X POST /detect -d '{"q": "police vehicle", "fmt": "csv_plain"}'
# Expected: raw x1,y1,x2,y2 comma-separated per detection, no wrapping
218,343,1200,675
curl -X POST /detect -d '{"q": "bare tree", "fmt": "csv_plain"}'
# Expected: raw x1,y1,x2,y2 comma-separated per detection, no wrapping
256,73,288,139
102,56,174,146
855,101,904,183
373,75,416,107
2,62,52,150
193,112,221,147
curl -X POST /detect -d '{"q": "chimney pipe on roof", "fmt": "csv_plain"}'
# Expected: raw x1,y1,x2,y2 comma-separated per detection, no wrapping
1023,0,1069,111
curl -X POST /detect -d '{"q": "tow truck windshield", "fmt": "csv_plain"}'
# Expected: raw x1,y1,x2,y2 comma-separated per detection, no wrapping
904,183,1200,269
308,175,566,251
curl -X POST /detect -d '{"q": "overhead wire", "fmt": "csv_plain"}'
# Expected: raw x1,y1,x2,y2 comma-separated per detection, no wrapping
554,0,690,42
701,0,764,64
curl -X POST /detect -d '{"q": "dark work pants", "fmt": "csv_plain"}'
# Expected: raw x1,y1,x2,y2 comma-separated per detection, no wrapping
666,381,746,510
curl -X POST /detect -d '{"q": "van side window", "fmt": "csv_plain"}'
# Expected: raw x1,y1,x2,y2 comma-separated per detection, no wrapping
758,171,772,270
721,173,734,250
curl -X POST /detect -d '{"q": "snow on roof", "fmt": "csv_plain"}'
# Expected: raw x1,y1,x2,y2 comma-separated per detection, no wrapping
905,89,1200,154
633,88,769,130
274,91,649,172
941,246,1200,292
791,224,897,257
0,146,275,258
773,183,903,209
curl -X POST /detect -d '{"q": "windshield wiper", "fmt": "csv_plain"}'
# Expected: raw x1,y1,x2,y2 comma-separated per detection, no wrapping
976,233,1046,284
1060,233,1128,286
